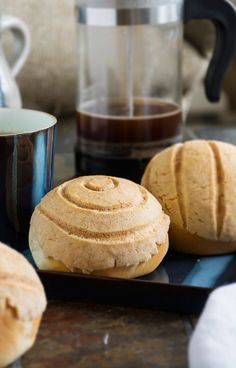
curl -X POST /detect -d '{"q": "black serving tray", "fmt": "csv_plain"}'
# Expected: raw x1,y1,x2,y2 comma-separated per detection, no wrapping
23,249,236,314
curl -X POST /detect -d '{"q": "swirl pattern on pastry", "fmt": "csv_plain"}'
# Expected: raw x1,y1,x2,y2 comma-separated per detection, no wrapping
29,176,170,273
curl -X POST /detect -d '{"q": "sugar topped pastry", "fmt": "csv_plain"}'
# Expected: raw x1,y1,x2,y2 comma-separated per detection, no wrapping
0,242,46,367
142,140,236,255
29,175,170,278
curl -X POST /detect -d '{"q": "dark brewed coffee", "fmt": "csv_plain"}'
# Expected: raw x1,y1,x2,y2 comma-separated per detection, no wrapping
77,98,182,143
75,98,182,181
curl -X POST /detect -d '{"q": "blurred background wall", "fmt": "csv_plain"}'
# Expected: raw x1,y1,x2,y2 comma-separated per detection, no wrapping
2,0,77,116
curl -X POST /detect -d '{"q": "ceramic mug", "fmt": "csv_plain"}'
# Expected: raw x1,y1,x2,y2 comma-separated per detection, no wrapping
0,108,57,250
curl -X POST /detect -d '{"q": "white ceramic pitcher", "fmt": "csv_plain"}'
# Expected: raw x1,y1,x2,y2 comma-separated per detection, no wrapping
0,15,31,107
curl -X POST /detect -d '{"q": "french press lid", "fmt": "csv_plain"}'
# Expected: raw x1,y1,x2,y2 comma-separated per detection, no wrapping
78,0,182,26
77,0,236,103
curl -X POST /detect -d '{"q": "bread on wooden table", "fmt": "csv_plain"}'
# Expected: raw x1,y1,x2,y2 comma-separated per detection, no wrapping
142,140,236,255
0,242,46,367
29,175,170,278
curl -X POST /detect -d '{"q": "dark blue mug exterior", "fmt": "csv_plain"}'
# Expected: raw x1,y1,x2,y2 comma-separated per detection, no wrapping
0,110,56,250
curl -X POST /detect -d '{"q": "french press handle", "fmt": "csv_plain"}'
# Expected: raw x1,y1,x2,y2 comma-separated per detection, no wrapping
184,0,236,102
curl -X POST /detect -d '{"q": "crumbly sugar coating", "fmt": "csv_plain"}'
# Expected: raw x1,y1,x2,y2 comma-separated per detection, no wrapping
142,140,236,242
30,176,170,273
0,243,46,321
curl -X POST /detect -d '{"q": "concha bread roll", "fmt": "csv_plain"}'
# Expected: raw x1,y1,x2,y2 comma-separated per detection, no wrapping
142,140,236,255
29,176,170,278
0,242,46,367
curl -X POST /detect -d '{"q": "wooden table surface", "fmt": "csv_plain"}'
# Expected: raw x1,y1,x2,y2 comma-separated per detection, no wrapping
22,302,191,368
21,116,236,368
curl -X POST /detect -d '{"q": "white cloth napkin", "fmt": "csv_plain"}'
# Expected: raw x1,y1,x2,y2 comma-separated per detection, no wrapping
189,284,236,368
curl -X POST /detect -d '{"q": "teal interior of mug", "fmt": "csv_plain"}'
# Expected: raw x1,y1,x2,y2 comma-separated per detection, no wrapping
0,108,57,135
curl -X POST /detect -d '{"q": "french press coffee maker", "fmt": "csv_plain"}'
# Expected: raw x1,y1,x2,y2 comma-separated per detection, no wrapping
75,0,236,182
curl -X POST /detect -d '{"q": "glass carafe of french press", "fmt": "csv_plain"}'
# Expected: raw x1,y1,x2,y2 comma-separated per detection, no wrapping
76,0,236,182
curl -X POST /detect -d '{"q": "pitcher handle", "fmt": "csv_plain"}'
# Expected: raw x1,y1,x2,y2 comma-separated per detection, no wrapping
184,0,236,102
1,15,31,78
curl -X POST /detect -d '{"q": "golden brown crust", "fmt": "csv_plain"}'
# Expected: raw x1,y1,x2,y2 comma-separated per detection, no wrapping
92,237,169,278
29,235,169,279
170,224,236,255
142,140,236,254
29,176,170,273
